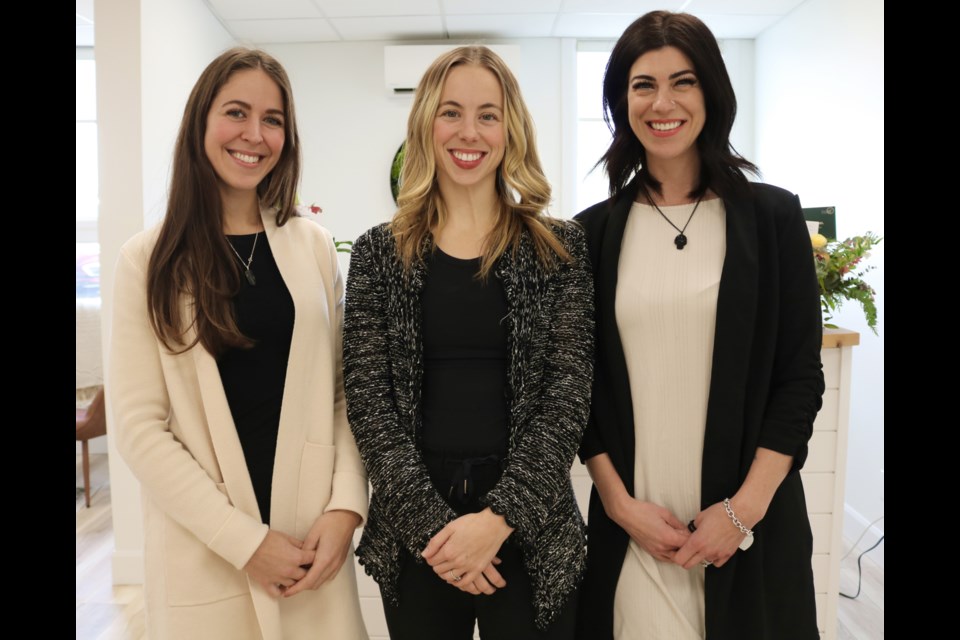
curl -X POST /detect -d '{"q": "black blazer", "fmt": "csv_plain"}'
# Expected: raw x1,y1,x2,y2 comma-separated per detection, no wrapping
575,179,824,640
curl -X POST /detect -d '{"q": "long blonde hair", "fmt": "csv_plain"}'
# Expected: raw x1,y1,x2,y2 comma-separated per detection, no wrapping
391,46,570,277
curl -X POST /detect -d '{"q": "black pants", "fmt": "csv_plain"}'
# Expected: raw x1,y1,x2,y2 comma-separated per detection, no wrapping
382,542,578,640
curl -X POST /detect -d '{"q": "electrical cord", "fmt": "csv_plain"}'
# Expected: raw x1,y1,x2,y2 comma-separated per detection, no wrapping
839,534,883,599
840,515,884,561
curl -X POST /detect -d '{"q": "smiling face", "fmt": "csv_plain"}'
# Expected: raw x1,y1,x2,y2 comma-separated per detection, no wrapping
627,46,705,173
204,68,285,203
432,64,505,194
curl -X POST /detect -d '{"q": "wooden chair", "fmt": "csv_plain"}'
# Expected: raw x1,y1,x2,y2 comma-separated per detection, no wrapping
76,387,106,508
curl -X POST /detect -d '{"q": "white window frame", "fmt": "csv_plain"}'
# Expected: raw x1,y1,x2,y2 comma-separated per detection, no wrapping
76,47,98,244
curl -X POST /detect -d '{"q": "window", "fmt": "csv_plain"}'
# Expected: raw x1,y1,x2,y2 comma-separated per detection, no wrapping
76,49,99,299
575,44,614,213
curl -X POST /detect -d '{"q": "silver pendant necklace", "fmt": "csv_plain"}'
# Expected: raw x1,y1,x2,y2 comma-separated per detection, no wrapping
226,232,259,286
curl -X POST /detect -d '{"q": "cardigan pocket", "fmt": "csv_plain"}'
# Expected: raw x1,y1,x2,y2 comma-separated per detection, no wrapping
163,483,249,606
294,443,336,540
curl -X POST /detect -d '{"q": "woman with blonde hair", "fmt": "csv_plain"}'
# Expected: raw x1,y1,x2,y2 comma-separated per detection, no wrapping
110,47,368,639
343,46,594,639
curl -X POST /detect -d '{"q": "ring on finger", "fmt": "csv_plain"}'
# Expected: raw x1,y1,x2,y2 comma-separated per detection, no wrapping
701,559,712,568
448,570,462,582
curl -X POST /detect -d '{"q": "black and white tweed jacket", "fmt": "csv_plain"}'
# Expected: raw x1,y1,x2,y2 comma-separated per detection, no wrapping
342,220,594,629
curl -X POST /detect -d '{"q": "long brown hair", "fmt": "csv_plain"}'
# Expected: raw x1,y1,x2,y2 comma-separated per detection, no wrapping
146,47,301,356
600,11,758,201
391,46,569,278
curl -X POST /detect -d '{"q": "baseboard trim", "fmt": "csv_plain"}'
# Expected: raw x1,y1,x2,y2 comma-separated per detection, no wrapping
842,504,884,568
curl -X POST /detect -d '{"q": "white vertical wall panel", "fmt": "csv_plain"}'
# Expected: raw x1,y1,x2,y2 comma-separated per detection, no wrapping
806,432,838,473
801,472,835,514
814,389,839,431
809,514,832,555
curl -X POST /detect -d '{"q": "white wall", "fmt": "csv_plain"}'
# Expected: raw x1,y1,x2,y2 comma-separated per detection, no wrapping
96,0,234,584
719,39,754,165
755,0,884,564
95,0,145,586
140,0,236,224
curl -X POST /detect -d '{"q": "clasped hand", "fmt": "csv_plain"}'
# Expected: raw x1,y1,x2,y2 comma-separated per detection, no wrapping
421,508,513,595
673,501,747,569
614,498,750,569
611,497,690,562
244,510,361,598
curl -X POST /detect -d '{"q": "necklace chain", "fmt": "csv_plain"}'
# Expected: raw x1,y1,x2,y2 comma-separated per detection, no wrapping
643,188,704,250
226,232,259,286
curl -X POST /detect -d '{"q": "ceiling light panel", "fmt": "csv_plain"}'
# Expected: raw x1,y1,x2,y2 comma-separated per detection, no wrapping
691,12,783,38
446,14,557,37
208,0,323,20
442,0,560,14
560,0,672,13
317,0,442,18
686,0,806,15
553,12,639,38
227,18,341,43
331,15,446,40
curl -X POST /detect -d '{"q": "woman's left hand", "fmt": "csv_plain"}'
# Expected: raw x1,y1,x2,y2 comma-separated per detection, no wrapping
283,510,362,597
422,508,513,594
673,501,750,570
675,450,788,570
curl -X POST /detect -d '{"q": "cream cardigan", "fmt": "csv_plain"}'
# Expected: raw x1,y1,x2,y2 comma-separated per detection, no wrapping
110,209,369,640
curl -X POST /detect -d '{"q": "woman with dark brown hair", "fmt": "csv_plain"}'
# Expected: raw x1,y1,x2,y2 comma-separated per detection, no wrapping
576,11,823,640
109,47,368,639
343,46,594,639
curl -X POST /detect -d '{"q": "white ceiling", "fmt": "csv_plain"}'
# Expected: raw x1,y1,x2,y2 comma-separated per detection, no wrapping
76,0,809,47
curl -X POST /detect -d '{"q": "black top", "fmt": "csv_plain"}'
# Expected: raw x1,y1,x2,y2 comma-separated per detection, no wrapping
217,232,294,525
420,246,509,509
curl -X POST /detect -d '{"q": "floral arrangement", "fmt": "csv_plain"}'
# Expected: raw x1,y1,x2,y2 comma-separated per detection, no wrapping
811,232,882,334
297,201,353,254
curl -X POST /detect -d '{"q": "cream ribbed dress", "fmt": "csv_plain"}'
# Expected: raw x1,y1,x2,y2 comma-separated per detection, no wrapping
612,198,726,640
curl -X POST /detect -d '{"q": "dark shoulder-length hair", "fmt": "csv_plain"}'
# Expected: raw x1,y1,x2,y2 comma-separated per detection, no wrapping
146,47,301,356
600,11,758,201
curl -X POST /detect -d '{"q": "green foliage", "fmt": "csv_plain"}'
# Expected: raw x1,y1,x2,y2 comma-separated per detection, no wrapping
813,232,882,335
390,143,406,205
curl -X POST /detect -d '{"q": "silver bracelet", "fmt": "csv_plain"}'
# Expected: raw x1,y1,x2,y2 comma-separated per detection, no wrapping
723,498,755,551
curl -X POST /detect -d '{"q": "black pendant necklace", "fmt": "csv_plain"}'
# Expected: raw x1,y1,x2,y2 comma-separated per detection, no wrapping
648,194,704,250
226,232,259,286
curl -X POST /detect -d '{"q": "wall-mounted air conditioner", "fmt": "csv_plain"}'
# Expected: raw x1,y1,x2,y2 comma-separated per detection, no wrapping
384,44,522,95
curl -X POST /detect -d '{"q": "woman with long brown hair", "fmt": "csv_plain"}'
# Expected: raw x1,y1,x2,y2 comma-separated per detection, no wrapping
343,46,594,639
109,47,368,639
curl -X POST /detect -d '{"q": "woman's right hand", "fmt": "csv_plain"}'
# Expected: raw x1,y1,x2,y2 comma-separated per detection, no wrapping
422,508,512,595
586,453,690,562
611,497,691,562
243,530,316,598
